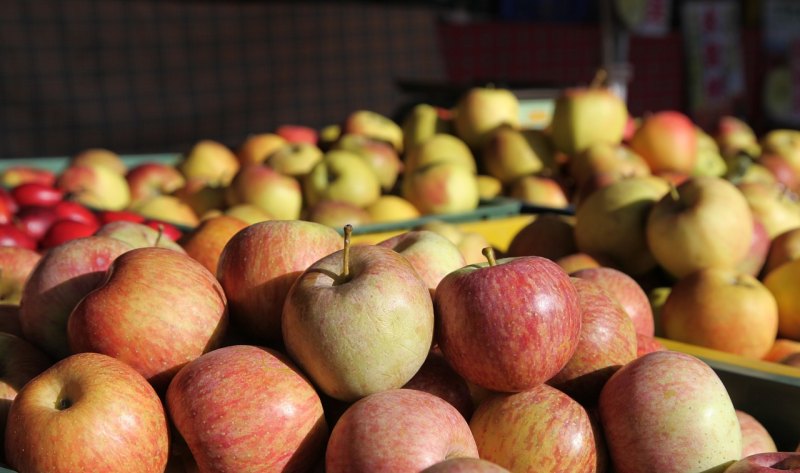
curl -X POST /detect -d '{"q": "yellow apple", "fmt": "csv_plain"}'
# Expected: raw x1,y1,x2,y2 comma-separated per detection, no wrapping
482,126,547,185
130,195,200,228
56,164,131,211
342,110,403,152
236,133,287,166
476,175,503,200
304,150,381,208
365,195,421,223
70,148,127,175
453,86,520,149
223,204,273,225
404,133,476,176
226,165,303,220
402,162,480,215
266,142,323,177
178,140,240,186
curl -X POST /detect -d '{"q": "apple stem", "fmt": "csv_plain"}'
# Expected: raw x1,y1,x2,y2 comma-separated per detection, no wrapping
668,183,680,202
154,223,164,248
342,224,353,279
482,247,497,266
590,68,608,88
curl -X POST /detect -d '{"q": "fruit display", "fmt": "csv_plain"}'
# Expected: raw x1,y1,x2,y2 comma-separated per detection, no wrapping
4,80,800,473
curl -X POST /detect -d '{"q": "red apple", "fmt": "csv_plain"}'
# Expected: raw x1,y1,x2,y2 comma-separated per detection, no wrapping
636,333,666,357
470,384,597,472
599,351,742,473
760,153,800,192
0,193,14,225
763,338,800,362
166,345,328,472
276,124,319,144
4,352,169,473
19,235,133,359
39,219,101,249
434,250,581,392
11,182,64,208
97,209,147,224
421,458,510,472
325,389,478,473
723,452,800,472
737,215,771,277
0,166,56,189
53,200,99,227
0,224,36,250
629,110,698,174
14,205,59,242
737,410,778,457
68,247,228,391
403,349,474,420
143,220,183,241
764,228,800,277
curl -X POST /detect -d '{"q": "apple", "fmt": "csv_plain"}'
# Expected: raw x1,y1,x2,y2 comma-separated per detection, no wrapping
599,350,742,473
178,215,248,275
365,195,421,223
276,124,319,144
759,153,800,192
342,109,404,152
125,161,186,205
223,203,273,224
570,266,655,337
556,252,608,274
19,236,132,359
0,166,56,189
304,149,382,208
738,215,771,277
723,452,800,472
171,177,226,218
401,103,452,152
636,333,666,356
413,220,493,265
453,86,520,149
226,163,303,220
14,205,59,242
737,181,800,240
715,115,761,161
761,129,800,178
266,142,324,177
548,278,638,405
435,250,581,392
166,344,328,472
377,230,466,297
68,247,228,391
70,148,127,175
130,194,200,228
236,132,287,166
97,209,146,224
177,139,240,186
505,214,577,260
470,384,597,472
763,338,800,362
0,224,37,250
482,126,546,184
693,126,728,178
305,199,373,229
282,228,434,401
737,410,778,457
0,332,52,463
404,133,477,176
764,259,800,340
421,458,510,472
647,176,754,279
0,191,14,225
217,220,342,345
56,164,131,211
402,161,480,215
333,134,403,191
662,267,779,359
574,175,671,276
629,110,698,174
477,174,503,200
11,182,64,208
40,219,102,249
4,352,169,473
95,220,186,253
403,349,474,420
325,389,478,473
0,305,22,336
569,142,650,196
53,200,99,227
508,175,570,209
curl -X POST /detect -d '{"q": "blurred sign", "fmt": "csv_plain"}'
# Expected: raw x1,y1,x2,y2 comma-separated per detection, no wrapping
614,0,672,36
682,1,744,128
761,0,800,125
763,0,800,54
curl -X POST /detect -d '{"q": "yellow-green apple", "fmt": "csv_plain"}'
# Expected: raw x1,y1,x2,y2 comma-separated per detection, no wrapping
236,132,287,166
569,142,650,197
325,389,478,473
342,109,404,152
732,161,780,186
0,305,22,336
737,181,800,240
304,149,381,208
414,220,490,265
282,233,434,401
505,213,577,260
508,175,570,208
67,247,228,391
453,86,520,149
177,215,248,275
598,351,742,473
477,174,503,199
550,78,628,158
129,194,200,228
661,267,779,358
403,162,480,215
19,236,132,359
177,139,240,186
570,266,655,337
0,246,41,305
166,344,328,472
95,220,186,252
223,203,273,224
125,162,186,205
365,195,421,223
629,110,698,174
319,124,342,149
714,115,761,160
333,134,403,191
574,175,671,276
548,278,638,405
723,452,800,472
482,126,546,185
693,127,728,177
761,129,800,177
377,230,466,297
647,176,754,278
421,458,510,472
226,163,303,220
759,153,800,192
305,199,373,229
4,352,169,473
402,103,452,152
217,220,342,345
70,148,127,175
636,333,666,356
0,332,52,463
763,338,800,362
435,250,581,392
764,259,800,339
402,349,474,420
171,176,226,218
404,133,477,176
56,164,131,211
0,166,56,189
266,142,323,177
470,384,597,472
737,410,777,457
764,228,800,276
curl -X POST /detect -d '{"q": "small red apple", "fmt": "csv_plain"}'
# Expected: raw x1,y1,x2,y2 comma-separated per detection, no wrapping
11,183,64,208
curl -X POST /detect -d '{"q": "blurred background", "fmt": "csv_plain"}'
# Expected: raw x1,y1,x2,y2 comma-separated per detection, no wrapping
0,0,794,158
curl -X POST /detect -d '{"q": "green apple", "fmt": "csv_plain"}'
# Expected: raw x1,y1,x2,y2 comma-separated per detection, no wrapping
333,134,403,192
304,150,381,208
266,142,323,177
453,86,520,149
692,127,727,177
402,103,452,152
482,126,547,185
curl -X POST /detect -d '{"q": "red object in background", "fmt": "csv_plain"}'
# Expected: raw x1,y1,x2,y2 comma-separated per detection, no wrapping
276,125,319,145
53,200,100,227
0,188,19,216
97,209,147,225
11,183,65,208
144,220,183,241
0,196,14,225
39,220,100,250
0,223,37,250
15,206,59,241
